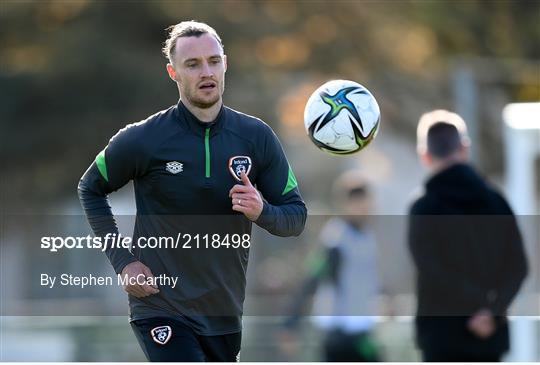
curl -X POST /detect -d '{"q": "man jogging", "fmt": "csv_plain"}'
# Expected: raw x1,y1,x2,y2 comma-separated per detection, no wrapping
78,21,307,362
408,110,528,361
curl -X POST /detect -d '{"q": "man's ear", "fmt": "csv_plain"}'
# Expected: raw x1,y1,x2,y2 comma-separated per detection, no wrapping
223,54,227,73
166,63,179,82
420,151,433,168
459,144,470,161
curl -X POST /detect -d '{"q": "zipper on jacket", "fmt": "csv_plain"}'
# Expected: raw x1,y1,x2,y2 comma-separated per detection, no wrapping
204,128,211,178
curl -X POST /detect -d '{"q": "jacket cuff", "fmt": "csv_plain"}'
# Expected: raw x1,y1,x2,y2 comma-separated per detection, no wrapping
254,202,275,231
111,251,138,275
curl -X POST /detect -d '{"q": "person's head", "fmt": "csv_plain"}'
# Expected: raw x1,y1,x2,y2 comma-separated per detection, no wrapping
332,170,373,221
163,21,227,109
416,109,470,172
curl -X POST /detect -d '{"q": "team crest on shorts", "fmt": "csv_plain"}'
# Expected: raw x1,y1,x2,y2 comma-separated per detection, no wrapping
150,325,172,345
228,156,252,181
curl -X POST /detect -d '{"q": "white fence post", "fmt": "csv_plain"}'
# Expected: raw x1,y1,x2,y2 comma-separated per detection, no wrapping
503,102,540,361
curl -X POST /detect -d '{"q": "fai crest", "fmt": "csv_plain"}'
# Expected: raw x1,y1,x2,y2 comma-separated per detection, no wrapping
228,156,252,181
166,161,183,174
150,325,172,345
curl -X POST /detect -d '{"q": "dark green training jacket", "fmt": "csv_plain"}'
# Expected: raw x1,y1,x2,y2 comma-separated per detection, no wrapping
78,101,307,335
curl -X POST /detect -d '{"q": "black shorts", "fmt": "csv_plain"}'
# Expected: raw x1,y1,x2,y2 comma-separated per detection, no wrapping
323,329,379,362
130,317,241,362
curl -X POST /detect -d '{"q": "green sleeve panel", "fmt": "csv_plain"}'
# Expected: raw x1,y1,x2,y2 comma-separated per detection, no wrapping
282,166,298,195
95,149,108,182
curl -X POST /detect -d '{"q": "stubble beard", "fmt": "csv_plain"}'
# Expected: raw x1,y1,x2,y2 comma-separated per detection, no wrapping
184,81,224,109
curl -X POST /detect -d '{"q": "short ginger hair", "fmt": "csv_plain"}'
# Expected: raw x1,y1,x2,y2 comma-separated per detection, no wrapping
162,21,224,63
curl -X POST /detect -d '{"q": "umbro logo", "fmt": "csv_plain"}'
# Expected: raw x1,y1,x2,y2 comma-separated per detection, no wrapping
165,161,183,174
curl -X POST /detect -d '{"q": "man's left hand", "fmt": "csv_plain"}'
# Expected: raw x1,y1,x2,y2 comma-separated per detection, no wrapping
229,171,263,221
468,308,496,339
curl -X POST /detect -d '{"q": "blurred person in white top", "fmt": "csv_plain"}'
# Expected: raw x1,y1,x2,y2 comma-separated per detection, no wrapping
282,170,381,362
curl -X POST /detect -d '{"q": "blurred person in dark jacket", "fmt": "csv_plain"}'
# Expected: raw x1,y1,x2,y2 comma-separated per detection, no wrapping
282,170,381,362
408,109,528,362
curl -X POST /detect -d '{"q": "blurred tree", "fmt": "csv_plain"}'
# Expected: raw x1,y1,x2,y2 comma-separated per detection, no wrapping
0,0,538,209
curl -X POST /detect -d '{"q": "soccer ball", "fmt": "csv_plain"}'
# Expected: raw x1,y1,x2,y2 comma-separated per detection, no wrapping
304,80,380,155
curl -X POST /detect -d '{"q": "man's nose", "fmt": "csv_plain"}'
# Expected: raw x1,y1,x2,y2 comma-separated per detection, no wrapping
201,61,213,77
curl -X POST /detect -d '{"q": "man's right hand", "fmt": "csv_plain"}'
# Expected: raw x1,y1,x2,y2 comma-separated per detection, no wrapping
120,261,160,298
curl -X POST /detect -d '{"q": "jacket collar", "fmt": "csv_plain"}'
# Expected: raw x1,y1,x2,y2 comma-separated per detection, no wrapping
175,99,225,137
425,162,488,198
